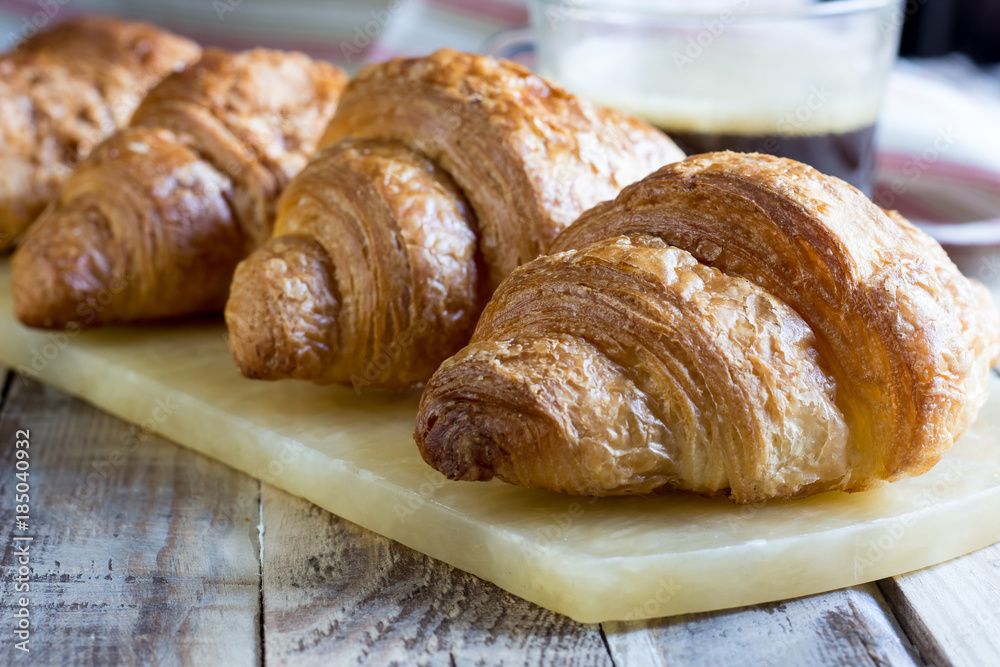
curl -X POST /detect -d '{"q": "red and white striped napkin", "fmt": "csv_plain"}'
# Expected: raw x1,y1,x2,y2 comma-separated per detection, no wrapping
2,0,998,300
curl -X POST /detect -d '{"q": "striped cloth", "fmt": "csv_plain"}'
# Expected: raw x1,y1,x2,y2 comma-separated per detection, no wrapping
876,57,1000,225
2,0,998,302
0,0,527,69
874,56,1000,311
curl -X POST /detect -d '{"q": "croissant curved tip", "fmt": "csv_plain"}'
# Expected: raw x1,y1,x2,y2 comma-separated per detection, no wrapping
414,411,498,483
11,210,118,330
225,259,299,381
225,234,341,383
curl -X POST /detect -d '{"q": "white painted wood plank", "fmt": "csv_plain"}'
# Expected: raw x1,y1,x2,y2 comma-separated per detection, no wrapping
2,264,1000,622
879,540,1000,667
260,484,612,666
0,376,261,665
603,584,922,667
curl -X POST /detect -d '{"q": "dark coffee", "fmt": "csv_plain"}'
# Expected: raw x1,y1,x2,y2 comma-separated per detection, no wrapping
666,125,877,196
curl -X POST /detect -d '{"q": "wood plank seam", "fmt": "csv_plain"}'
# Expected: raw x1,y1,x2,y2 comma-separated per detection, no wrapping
852,587,929,667
598,584,924,666
875,368,1000,664
0,376,262,664
597,625,618,667
258,479,266,667
876,579,943,667
258,485,615,664
0,369,13,414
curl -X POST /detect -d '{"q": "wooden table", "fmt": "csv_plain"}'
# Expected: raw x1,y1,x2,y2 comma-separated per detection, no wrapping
2,367,999,667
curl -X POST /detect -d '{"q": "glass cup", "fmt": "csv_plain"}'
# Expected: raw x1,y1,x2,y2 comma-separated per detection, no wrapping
525,0,904,195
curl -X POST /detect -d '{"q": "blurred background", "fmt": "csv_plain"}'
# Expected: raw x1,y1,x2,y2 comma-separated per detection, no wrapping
901,0,999,62
0,0,997,67
0,0,529,67
1,0,998,298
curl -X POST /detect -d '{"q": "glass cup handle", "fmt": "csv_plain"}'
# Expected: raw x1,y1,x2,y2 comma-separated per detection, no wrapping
483,27,536,62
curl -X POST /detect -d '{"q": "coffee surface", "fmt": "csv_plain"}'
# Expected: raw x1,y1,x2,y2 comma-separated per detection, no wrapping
668,125,876,194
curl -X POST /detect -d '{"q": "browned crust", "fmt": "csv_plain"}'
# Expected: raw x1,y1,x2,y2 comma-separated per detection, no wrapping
12,48,346,329
0,16,201,249
226,48,684,390
550,151,1000,486
226,138,481,388
417,235,852,503
323,48,684,289
132,48,348,247
415,152,1000,501
13,127,240,327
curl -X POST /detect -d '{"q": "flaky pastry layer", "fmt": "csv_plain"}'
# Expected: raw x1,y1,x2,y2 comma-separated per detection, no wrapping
416,152,1000,501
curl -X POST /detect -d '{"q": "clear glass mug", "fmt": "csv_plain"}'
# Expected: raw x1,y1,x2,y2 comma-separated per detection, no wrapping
500,0,904,195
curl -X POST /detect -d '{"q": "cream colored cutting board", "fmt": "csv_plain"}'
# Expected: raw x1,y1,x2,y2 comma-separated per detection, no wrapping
2,263,1000,623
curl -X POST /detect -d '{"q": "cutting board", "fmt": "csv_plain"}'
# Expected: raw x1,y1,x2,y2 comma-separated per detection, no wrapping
2,263,999,623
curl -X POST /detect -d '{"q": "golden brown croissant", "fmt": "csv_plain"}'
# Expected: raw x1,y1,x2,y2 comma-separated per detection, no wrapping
0,16,200,250
226,138,482,389
415,152,1000,503
225,49,683,390
12,48,346,328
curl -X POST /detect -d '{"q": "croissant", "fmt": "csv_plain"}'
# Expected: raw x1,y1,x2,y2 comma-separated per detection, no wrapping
12,48,346,328
415,152,1000,503
0,16,200,250
225,49,683,390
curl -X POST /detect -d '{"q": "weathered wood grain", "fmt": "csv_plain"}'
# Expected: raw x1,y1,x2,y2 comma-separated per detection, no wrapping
259,484,612,666
879,541,1000,667
0,365,11,411
602,584,923,667
0,375,261,666
2,363,995,666
877,371,1000,667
